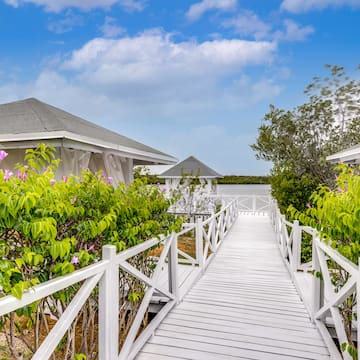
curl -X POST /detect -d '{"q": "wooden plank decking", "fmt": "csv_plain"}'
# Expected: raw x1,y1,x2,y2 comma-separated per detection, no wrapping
136,214,332,360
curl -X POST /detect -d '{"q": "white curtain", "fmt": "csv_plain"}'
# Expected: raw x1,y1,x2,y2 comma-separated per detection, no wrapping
103,152,127,185
0,147,133,186
59,148,91,177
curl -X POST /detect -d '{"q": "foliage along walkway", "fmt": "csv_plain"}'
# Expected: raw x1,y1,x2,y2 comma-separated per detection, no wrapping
136,214,331,360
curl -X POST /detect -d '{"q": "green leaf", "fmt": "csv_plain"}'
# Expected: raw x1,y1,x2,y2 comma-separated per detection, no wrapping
15,258,25,269
11,281,28,300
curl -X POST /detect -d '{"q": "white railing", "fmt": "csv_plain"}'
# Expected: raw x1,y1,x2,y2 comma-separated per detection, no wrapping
0,197,241,360
211,194,271,214
270,200,358,360
194,196,239,269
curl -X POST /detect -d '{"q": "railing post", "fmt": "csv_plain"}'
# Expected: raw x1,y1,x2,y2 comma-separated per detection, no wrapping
276,209,280,235
219,212,225,242
99,245,119,360
292,220,301,272
211,217,217,251
281,215,287,256
252,195,256,213
196,217,204,271
311,235,323,322
168,233,179,302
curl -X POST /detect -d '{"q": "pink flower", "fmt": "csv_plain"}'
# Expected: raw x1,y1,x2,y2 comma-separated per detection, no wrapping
4,169,13,181
0,150,8,162
16,171,27,182
62,176,68,183
107,176,113,184
88,245,95,251
71,256,79,264
338,184,348,193
50,179,56,185
72,196,78,203
100,171,105,179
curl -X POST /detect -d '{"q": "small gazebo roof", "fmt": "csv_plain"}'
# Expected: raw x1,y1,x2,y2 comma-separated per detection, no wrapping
159,156,222,178
326,144,360,164
0,98,177,165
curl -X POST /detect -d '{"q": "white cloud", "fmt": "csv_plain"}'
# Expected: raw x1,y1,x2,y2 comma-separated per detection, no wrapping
222,11,271,40
186,0,237,21
281,0,360,13
0,30,278,117
100,16,125,38
223,11,314,42
3,0,145,12
274,19,314,41
47,10,83,34
223,75,283,106
4,0,18,6
61,30,276,102
0,30,281,176
250,78,283,102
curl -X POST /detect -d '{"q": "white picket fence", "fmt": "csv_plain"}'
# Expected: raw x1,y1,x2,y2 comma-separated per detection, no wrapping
270,201,359,360
0,196,248,360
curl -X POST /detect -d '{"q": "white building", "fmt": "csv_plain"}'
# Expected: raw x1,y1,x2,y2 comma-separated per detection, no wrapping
0,98,177,184
159,155,222,194
326,144,360,164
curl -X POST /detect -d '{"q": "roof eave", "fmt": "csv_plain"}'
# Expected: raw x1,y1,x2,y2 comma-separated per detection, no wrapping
0,131,177,165
326,145,360,164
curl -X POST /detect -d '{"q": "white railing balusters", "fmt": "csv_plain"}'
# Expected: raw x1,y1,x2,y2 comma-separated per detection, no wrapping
168,232,179,302
118,234,175,360
213,194,270,214
99,245,119,360
196,217,205,271
211,217,216,252
311,234,322,321
252,195,256,212
292,220,301,273
33,273,103,360
0,196,244,360
270,201,357,360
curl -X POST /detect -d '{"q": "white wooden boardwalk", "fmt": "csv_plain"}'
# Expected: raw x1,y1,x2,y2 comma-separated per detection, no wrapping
136,214,332,360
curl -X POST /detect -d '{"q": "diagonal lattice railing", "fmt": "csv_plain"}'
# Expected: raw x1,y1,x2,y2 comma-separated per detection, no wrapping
270,200,357,360
0,196,244,360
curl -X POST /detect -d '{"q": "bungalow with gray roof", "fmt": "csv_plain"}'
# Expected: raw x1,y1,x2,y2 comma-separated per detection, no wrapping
0,98,177,184
159,155,222,194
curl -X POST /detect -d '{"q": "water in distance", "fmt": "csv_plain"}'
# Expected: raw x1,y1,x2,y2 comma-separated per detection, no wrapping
217,184,271,197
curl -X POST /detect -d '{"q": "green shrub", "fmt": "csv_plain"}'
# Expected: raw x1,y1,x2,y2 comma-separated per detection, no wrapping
0,144,183,359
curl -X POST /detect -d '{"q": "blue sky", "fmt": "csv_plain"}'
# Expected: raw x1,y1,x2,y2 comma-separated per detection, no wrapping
0,0,359,175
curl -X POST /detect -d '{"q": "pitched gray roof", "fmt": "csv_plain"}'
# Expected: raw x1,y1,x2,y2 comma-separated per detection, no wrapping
0,98,176,164
159,156,222,178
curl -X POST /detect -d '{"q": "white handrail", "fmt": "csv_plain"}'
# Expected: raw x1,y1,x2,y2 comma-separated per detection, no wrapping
270,200,357,360
0,196,242,360
210,194,270,214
